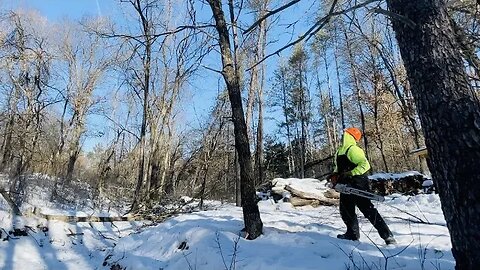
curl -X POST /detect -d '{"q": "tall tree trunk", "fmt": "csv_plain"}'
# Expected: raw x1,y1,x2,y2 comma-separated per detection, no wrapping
148,147,161,200
343,28,369,157
207,0,263,239
98,137,119,198
322,48,339,154
387,0,480,268
65,121,84,183
281,71,295,174
246,65,258,132
0,115,15,172
373,73,390,172
255,90,264,185
164,150,177,196
253,1,268,186
132,113,148,211
256,50,265,184
131,0,152,211
198,154,209,210
234,149,242,206
333,36,346,129
65,148,80,182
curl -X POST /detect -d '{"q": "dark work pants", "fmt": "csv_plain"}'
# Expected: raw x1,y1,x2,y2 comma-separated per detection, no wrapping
339,193,393,240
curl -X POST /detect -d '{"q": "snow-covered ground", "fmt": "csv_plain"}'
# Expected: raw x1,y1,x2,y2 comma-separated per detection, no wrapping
104,195,453,270
0,179,454,269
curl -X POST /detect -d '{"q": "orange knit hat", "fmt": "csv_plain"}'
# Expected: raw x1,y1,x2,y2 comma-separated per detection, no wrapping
345,127,362,141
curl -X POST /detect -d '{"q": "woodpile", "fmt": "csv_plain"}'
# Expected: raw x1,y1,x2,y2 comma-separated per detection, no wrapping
369,172,427,195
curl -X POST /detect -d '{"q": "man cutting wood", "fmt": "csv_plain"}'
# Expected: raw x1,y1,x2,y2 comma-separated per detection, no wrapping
328,128,396,245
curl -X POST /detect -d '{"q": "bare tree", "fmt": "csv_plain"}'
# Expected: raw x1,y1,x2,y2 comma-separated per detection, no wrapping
0,12,55,192
206,0,263,240
57,19,114,183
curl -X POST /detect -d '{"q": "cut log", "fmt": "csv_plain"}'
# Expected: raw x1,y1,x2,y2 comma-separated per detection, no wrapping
40,214,140,222
285,185,338,206
290,197,319,207
23,207,146,223
324,189,340,199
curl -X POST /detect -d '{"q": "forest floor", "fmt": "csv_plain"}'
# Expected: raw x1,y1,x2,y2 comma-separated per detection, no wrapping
0,177,454,270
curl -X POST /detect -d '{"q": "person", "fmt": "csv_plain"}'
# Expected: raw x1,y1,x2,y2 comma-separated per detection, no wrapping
328,127,396,245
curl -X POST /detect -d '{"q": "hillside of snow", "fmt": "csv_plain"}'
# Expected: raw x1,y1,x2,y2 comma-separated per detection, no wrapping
0,177,454,270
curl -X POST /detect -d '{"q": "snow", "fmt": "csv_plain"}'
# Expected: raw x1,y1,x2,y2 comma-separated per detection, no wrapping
0,193,146,270
104,194,453,270
369,171,425,181
422,180,434,187
0,176,454,270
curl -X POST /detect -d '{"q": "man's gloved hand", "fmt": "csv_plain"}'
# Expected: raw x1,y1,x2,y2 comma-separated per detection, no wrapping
339,171,353,180
327,173,339,188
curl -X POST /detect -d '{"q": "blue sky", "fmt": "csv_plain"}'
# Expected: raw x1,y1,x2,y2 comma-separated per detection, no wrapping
8,0,112,19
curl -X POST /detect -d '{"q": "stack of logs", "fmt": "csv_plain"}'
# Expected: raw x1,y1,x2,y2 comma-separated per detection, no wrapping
369,174,426,195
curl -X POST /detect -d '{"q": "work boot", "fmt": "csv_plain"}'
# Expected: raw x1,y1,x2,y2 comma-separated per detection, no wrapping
337,233,358,241
384,236,397,245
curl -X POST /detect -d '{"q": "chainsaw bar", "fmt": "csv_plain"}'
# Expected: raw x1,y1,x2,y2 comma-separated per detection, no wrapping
334,184,385,202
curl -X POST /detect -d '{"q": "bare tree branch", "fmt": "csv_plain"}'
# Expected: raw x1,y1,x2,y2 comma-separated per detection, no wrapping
94,25,215,45
370,7,416,29
243,0,301,34
201,64,223,74
246,0,381,71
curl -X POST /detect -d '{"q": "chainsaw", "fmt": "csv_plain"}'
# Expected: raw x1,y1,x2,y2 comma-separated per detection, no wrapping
334,184,385,202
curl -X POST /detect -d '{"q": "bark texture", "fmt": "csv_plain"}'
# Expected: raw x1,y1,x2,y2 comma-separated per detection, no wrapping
386,0,480,269
207,0,263,239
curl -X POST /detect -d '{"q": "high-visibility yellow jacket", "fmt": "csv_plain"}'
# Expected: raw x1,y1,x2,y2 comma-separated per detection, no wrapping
334,132,371,176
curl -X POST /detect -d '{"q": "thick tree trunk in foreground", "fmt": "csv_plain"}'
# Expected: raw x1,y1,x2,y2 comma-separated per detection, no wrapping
386,1,480,268
207,0,263,240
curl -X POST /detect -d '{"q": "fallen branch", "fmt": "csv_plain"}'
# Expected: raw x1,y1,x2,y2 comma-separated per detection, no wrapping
66,232,85,237
388,216,447,227
383,204,429,224
1,227,17,240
